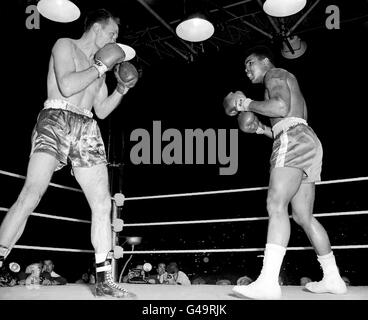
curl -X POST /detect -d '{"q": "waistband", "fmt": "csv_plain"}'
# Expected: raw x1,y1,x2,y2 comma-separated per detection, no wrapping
43,99,93,118
272,117,308,138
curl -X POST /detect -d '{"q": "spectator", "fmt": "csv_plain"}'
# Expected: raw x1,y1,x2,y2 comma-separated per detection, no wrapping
236,275,253,286
164,262,191,285
76,272,90,284
300,276,312,286
192,276,206,285
0,262,19,287
155,263,168,284
18,262,43,286
122,264,147,284
41,259,67,285
216,279,232,285
75,271,95,284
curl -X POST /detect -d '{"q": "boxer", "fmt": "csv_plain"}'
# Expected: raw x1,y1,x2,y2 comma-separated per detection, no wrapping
224,46,346,299
0,9,138,298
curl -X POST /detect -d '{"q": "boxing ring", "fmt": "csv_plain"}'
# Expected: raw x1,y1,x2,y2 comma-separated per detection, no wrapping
0,169,367,300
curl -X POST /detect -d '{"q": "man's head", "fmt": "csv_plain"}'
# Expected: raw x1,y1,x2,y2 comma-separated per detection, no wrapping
167,262,179,275
157,263,166,275
300,276,312,286
84,9,120,48
26,263,42,277
42,260,54,273
244,45,275,84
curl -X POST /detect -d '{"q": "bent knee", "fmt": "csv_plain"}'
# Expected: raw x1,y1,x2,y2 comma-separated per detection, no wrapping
292,211,312,227
266,192,288,216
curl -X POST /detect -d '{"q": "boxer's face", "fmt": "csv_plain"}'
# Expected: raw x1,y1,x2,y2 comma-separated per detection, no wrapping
245,54,267,84
95,18,119,48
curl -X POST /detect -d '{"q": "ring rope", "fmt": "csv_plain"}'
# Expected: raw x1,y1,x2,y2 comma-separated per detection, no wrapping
0,169,367,200
111,245,368,254
118,210,368,227
0,207,90,224
14,244,93,253
0,170,83,193
1,207,367,226
124,176,368,201
12,244,368,254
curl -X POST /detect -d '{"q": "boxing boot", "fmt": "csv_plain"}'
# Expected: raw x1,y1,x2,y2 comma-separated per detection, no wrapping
94,251,136,298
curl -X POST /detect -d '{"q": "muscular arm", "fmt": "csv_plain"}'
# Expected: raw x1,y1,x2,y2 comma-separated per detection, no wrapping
247,69,290,117
238,112,274,139
53,38,99,97
93,83,129,119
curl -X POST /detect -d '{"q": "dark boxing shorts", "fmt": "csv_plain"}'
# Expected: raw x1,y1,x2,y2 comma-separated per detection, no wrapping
270,117,323,183
30,99,107,171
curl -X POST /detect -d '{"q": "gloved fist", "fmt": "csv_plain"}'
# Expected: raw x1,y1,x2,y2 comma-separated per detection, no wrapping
114,62,139,94
94,43,126,78
238,111,264,134
223,91,252,116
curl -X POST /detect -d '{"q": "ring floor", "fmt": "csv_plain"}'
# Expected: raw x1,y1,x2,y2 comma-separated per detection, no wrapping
0,284,367,300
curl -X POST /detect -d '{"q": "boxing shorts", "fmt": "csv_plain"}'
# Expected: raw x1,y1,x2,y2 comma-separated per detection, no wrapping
270,117,323,183
30,99,107,171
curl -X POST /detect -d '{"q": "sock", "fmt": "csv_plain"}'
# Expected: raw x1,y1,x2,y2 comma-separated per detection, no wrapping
95,252,108,264
259,243,286,284
317,251,340,277
0,245,9,258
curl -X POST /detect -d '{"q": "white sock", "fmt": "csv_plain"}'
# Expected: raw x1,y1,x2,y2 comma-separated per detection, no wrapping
317,251,340,277
95,252,108,264
259,243,286,284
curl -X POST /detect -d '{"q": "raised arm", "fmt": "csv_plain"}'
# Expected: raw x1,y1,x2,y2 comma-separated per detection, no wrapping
238,111,273,139
237,69,291,118
93,62,139,119
52,38,99,97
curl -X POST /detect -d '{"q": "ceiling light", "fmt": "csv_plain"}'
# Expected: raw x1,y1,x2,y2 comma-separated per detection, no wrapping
37,0,80,23
263,0,306,17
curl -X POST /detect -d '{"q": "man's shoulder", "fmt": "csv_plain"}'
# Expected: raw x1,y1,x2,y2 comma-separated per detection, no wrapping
52,38,75,51
266,68,290,79
265,68,296,84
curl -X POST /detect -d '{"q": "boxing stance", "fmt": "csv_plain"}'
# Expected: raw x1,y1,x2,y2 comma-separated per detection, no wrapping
224,46,347,299
0,9,138,298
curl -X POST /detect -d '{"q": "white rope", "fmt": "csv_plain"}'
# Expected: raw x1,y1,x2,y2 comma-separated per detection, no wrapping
124,176,368,201
1,207,367,227
107,244,368,255
14,244,94,253
121,210,368,227
0,170,83,193
1,169,367,201
12,244,368,254
0,207,91,224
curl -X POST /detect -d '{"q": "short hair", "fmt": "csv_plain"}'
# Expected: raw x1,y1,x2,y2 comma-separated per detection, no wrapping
84,9,120,32
245,45,275,65
167,262,179,274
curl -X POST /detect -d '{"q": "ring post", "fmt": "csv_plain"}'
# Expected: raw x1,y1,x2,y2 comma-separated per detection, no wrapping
111,200,119,282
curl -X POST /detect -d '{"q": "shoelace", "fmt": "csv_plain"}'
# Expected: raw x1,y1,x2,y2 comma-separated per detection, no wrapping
105,271,129,293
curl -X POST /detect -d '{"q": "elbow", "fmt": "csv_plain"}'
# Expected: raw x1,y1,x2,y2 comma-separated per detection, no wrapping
59,80,74,98
94,110,106,120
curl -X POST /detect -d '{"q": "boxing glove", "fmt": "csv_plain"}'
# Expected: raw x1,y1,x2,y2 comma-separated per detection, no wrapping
115,62,139,94
223,91,252,116
94,43,126,78
223,92,239,116
238,111,264,134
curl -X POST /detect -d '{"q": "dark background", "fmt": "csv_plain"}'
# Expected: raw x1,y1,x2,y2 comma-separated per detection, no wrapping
1,1,367,285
